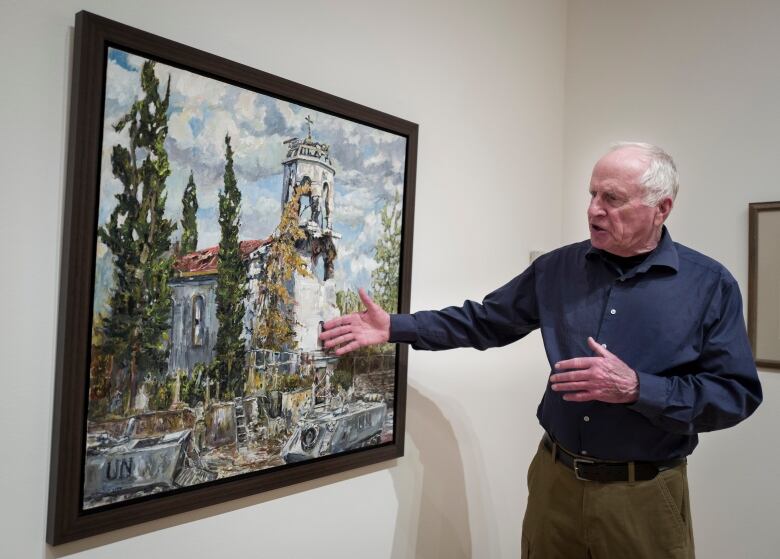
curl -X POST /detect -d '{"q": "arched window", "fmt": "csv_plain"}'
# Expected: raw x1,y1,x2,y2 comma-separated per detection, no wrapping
299,177,312,222
192,295,205,347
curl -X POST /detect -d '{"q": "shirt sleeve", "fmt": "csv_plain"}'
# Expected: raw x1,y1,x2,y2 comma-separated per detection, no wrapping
628,271,763,434
388,264,540,351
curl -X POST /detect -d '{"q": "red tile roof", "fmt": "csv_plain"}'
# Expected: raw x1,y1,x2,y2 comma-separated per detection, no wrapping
174,238,271,275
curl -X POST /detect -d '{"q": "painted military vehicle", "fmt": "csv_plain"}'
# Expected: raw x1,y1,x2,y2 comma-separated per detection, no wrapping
83,419,191,502
281,398,387,463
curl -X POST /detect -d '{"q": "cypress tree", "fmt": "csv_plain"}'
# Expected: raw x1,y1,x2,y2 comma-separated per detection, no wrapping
212,135,247,398
180,170,199,253
98,60,176,412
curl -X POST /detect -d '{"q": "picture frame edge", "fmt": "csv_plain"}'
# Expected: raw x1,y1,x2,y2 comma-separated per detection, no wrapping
48,10,418,544
747,201,780,372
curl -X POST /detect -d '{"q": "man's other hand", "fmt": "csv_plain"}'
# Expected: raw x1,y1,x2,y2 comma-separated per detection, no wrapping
319,288,390,355
549,337,639,404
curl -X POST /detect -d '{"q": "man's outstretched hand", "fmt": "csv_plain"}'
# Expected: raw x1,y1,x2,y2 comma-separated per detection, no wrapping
319,288,391,356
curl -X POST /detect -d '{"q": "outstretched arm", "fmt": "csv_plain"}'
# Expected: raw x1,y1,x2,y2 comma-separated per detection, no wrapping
320,264,540,355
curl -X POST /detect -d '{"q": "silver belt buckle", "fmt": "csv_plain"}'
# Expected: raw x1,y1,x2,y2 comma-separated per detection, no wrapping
573,458,595,481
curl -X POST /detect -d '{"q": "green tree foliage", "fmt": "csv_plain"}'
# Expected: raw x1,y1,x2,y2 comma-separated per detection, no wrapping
98,60,176,412
371,190,402,313
336,289,362,316
278,373,313,392
253,185,311,351
145,376,174,410
331,368,354,391
180,170,199,253
179,364,207,407
212,135,247,399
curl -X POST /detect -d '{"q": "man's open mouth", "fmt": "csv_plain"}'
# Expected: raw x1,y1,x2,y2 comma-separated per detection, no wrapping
590,224,605,232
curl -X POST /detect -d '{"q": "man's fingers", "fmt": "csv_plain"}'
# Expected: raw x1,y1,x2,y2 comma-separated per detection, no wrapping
322,317,342,331
324,333,354,349
562,391,597,402
555,357,598,371
551,381,590,392
322,314,353,331
321,315,357,338
320,324,352,341
555,339,615,371
334,340,361,356
549,370,590,384
587,336,612,357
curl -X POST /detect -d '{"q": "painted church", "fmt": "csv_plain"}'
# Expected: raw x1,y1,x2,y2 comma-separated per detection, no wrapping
167,128,341,377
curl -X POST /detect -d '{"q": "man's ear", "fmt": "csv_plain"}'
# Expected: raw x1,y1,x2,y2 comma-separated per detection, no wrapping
655,197,673,226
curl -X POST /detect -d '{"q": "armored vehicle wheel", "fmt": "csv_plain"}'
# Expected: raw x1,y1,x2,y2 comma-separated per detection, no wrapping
301,426,319,451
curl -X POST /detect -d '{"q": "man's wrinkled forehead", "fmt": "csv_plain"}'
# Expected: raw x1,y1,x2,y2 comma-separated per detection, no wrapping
591,147,650,186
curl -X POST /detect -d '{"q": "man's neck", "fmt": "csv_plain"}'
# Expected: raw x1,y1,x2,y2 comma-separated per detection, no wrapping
608,226,664,258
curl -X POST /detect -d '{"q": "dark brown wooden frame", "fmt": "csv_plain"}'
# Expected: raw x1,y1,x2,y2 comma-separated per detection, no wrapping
48,11,417,545
747,201,780,370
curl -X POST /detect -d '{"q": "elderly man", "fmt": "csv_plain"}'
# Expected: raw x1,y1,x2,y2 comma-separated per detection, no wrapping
319,142,762,558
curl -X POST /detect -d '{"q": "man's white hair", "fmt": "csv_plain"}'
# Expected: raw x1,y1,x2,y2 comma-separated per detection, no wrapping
610,142,679,205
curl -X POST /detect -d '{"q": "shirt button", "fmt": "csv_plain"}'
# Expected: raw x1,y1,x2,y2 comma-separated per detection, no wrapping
581,450,588,456
601,343,607,348
583,415,590,422
610,309,616,315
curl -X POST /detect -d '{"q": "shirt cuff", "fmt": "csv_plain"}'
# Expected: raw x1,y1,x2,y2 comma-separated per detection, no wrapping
389,314,418,344
627,370,668,419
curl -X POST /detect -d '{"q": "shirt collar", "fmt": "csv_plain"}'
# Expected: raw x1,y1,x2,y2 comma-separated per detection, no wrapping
585,226,679,275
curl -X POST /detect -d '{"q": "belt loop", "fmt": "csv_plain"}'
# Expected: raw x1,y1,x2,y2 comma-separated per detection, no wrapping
552,442,558,464
628,461,636,484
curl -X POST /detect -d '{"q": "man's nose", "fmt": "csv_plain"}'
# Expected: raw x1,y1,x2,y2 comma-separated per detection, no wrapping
588,198,605,217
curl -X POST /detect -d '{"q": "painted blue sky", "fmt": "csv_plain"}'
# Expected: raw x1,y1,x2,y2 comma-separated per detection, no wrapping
96,47,406,307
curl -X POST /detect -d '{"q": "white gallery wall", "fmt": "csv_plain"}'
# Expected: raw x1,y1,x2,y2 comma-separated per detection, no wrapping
0,1,565,558
563,1,780,558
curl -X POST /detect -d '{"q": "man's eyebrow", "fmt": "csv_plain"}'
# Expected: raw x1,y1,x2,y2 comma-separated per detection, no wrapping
588,185,618,194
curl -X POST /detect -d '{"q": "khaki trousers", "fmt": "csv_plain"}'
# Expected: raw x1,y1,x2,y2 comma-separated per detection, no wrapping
521,441,695,558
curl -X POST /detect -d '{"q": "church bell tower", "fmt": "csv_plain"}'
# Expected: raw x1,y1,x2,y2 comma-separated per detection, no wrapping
280,117,341,351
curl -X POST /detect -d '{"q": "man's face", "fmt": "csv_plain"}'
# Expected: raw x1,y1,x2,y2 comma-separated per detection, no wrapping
587,147,671,257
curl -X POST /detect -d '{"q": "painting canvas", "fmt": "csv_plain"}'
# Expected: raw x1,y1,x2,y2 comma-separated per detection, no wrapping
48,12,415,544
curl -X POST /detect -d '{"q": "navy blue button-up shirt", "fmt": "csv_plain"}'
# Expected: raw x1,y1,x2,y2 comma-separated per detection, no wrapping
390,228,762,461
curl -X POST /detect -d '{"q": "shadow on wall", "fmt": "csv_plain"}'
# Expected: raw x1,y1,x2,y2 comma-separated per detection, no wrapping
390,384,473,559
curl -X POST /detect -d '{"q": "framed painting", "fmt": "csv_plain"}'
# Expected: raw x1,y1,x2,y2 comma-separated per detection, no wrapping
748,201,780,370
47,11,416,544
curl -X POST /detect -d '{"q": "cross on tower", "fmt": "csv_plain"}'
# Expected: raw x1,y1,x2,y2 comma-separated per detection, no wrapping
305,115,313,139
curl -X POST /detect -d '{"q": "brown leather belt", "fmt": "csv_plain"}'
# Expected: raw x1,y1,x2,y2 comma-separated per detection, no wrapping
542,433,686,482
